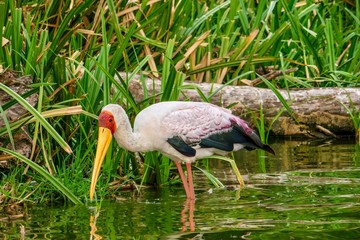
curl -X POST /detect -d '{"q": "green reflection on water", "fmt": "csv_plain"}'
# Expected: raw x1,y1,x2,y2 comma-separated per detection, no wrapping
1,139,360,239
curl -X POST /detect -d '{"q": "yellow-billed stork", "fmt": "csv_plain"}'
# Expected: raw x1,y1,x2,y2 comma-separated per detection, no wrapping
89,101,274,200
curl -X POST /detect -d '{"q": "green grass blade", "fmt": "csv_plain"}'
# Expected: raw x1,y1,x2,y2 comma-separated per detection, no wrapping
0,104,15,150
257,75,296,121
325,18,336,72
203,156,244,188
207,71,253,100
0,147,82,205
46,1,90,72
0,83,73,154
196,166,224,188
184,1,230,36
180,84,209,102
91,56,139,112
279,0,322,72
0,1,7,60
187,56,305,75
266,106,287,143
161,39,175,101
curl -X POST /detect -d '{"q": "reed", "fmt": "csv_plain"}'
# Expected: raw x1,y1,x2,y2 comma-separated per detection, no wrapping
0,0,358,203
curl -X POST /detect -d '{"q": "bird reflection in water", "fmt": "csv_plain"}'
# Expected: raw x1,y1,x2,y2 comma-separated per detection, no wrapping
89,207,102,240
180,199,196,232
88,198,196,236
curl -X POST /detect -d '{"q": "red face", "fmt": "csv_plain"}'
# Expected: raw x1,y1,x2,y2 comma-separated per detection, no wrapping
98,111,116,134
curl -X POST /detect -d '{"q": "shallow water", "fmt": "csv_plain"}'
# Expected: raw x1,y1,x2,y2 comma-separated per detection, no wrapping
1,138,360,239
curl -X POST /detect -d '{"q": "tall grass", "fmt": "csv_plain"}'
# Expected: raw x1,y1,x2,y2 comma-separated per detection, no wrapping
0,0,359,203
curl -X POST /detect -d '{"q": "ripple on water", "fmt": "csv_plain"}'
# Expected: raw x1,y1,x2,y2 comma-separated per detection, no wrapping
1,139,360,239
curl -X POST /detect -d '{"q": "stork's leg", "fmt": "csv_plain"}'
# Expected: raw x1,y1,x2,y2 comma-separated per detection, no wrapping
174,161,190,198
186,162,195,200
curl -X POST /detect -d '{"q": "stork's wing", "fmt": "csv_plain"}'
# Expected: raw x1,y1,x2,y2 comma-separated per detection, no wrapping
163,104,231,156
162,104,232,143
162,103,275,157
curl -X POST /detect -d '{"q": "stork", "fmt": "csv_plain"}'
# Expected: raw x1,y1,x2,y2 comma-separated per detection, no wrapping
89,101,274,201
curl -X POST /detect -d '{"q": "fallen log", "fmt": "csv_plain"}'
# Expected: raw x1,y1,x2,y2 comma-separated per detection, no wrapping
124,74,358,138
0,70,37,165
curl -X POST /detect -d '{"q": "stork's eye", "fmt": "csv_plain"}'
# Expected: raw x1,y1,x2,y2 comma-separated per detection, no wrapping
98,111,117,134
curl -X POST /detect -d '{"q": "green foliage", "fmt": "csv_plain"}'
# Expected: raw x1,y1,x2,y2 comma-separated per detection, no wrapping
0,147,81,204
0,0,359,203
340,96,360,143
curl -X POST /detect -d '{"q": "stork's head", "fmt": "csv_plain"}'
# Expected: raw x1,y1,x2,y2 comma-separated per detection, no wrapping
89,104,122,201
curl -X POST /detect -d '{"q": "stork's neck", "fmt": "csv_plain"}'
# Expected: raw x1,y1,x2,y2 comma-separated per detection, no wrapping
113,116,148,153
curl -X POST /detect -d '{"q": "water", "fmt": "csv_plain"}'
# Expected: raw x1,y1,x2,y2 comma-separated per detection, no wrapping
1,139,360,239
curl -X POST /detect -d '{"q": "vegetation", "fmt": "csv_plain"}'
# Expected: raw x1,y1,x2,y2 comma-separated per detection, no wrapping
0,0,359,204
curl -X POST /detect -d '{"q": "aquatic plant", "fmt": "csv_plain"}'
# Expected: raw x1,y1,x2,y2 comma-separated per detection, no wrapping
340,96,360,143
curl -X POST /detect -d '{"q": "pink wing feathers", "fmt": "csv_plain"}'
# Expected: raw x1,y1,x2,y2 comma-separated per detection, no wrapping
161,102,275,156
161,103,234,145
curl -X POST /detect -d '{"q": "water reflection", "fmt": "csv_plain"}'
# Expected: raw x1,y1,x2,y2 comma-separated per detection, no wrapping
180,199,195,232
89,208,102,240
234,138,358,174
2,139,360,239
89,197,196,239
